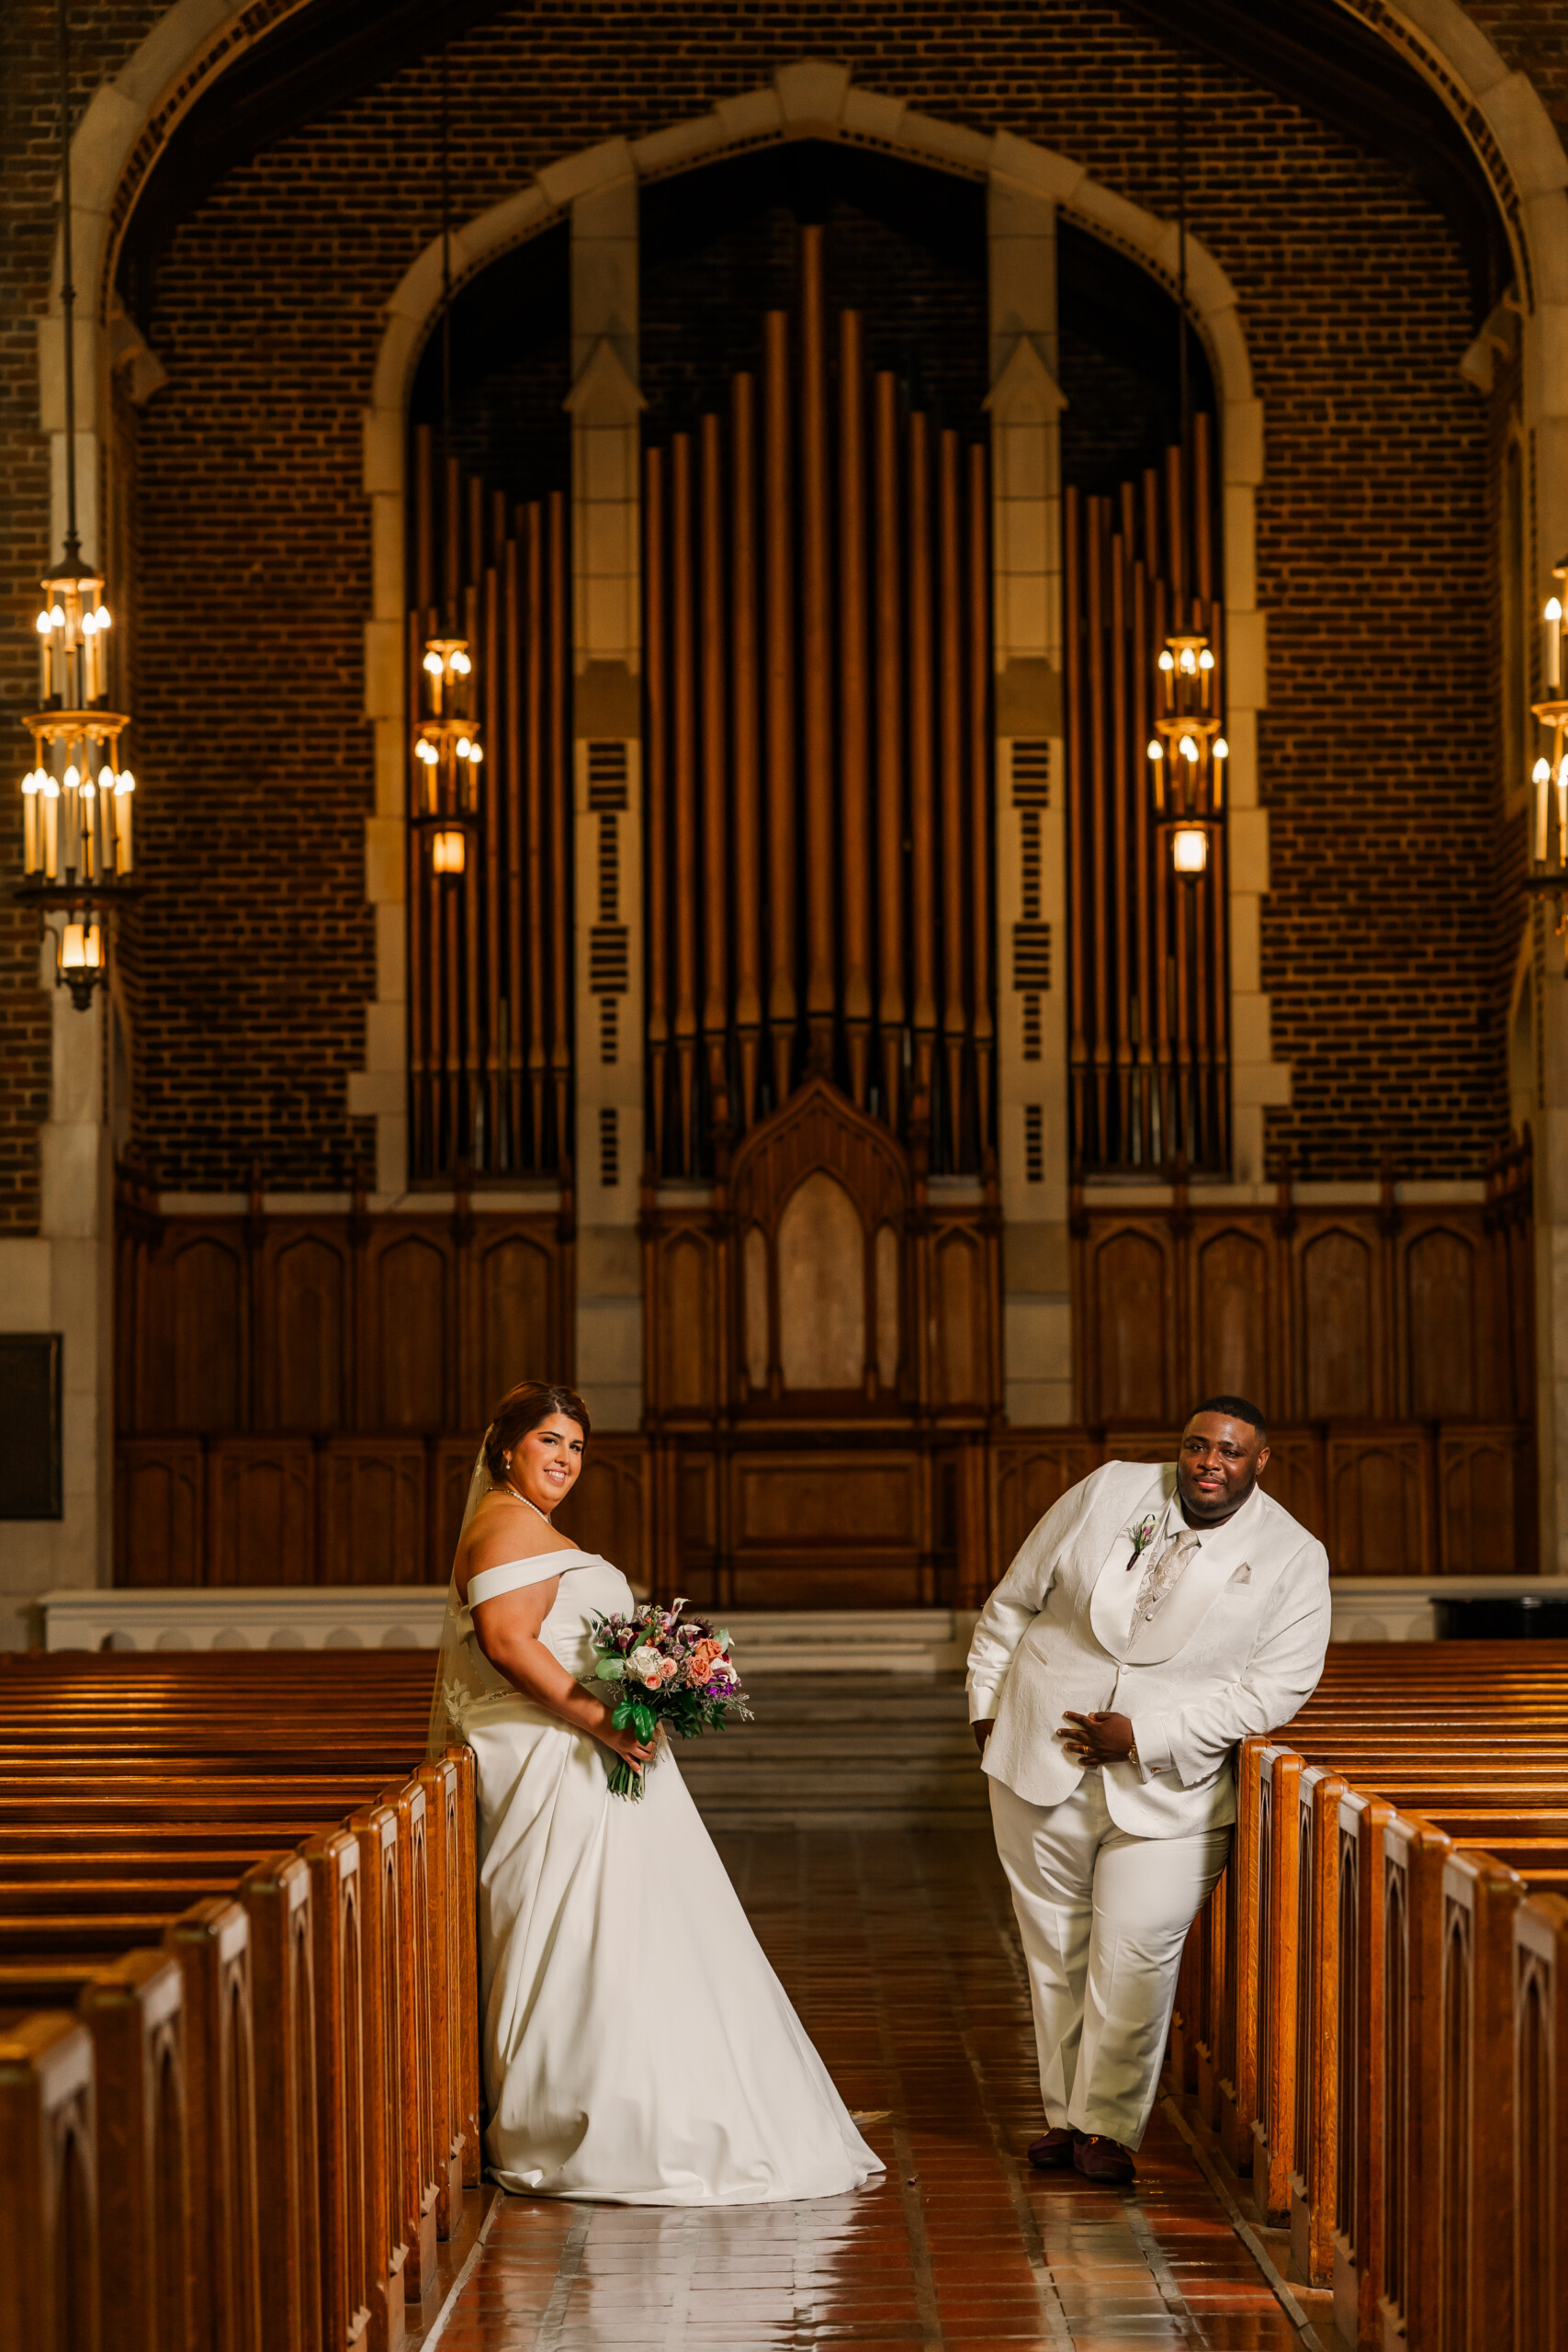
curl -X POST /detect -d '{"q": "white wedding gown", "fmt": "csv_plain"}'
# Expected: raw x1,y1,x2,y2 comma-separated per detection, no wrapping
433,1545,883,2204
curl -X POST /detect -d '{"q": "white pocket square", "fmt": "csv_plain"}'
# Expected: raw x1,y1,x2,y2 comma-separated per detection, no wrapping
1229,1562,1252,1585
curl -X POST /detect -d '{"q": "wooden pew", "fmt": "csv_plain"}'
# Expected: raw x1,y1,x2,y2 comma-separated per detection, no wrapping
239,1852,322,2352
78,1949,193,2352
1171,1643,1568,2352
0,2009,100,2352
1513,1892,1568,2352
0,1657,483,2352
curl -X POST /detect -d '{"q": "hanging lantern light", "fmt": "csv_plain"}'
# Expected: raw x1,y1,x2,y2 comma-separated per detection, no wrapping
1148,627,1224,879
410,39,481,882
15,0,138,1008
1144,63,1223,885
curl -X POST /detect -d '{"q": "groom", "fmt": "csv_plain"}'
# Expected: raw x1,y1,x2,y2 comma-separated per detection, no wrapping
968,1397,1330,2183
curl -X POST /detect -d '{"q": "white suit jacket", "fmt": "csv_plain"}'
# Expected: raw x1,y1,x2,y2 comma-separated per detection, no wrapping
966,1460,1331,1837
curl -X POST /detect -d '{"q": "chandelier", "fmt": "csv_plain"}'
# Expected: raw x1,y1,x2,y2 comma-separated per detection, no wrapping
17,0,135,1010
410,40,481,884
1529,557,1568,951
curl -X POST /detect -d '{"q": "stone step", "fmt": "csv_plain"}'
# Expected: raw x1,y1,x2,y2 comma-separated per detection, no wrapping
674,1668,990,1827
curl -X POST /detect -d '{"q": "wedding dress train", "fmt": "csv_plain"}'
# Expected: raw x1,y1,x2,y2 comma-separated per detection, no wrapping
433,1545,883,2204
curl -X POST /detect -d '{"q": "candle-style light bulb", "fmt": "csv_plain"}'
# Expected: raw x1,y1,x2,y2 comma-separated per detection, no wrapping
1538,762,1552,864
1548,595,1564,690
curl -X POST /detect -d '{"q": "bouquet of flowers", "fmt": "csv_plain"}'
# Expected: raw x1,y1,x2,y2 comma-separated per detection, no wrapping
583,1598,752,1800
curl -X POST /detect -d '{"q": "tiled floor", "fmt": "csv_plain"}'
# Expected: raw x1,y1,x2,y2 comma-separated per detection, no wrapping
434,1829,1308,2351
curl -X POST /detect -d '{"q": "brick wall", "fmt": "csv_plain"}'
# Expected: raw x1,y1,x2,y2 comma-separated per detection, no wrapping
6,0,1559,1194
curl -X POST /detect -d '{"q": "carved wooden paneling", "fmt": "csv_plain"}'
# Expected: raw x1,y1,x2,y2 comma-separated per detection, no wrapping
777,1171,865,1391
273,1234,345,1431
1258,1431,1325,1544
318,1441,428,1586
655,1230,718,1413
479,1235,557,1418
116,1439,205,1587
1299,1227,1378,1423
1196,1226,1271,1405
991,1435,1100,1566
1325,1431,1428,1577
138,1233,246,1434
1088,1226,1172,1424
1077,1164,1531,1450
1438,1427,1534,1575
372,1233,449,1432
725,1450,928,1608
1404,1225,1478,1420
209,1440,315,1585
932,1227,986,1407
431,1438,482,1579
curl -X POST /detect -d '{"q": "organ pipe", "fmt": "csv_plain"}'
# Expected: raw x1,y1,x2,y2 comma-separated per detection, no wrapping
939,428,966,1165
730,372,763,1128
700,413,730,1133
839,311,873,1111
641,228,996,1181
645,445,671,1167
406,434,572,1182
671,432,699,1170
908,408,938,1132
873,370,906,1133
799,226,835,1065
548,492,572,1157
1066,423,1228,1174
763,311,798,1111
967,440,993,1145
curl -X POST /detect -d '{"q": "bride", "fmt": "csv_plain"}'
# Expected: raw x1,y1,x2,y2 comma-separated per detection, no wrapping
428,1379,882,2204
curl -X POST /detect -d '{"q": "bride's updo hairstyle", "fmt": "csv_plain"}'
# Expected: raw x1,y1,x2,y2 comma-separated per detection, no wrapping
483,1382,592,1483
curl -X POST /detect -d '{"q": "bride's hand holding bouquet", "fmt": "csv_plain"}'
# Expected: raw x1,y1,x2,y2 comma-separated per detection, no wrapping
583,1599,753,1799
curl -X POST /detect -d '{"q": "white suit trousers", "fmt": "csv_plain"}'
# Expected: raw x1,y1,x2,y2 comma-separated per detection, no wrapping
989,1770,1231,2148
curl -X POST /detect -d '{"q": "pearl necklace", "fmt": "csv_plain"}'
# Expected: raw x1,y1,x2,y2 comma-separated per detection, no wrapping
493,1479,550,1521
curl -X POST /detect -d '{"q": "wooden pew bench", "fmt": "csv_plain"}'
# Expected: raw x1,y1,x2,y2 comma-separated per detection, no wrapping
1171,1646,1568,2352
0,1653,480,2352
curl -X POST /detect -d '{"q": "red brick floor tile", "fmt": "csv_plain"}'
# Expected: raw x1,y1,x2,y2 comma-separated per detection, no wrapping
424,1830,1312,2352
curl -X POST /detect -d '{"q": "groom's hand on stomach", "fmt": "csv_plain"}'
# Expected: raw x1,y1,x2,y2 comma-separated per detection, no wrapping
1058,1710,1135,1764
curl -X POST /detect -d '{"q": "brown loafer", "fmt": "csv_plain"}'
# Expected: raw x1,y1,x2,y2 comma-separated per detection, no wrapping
1072,2132,1135,2184
1026,2126,1077,2169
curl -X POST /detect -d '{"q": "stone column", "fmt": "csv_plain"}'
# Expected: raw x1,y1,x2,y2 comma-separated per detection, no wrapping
1,307,118,1635
986,163,1071,1425
0,973,114,1641
1529,252,1568,1571
567,160,645,1429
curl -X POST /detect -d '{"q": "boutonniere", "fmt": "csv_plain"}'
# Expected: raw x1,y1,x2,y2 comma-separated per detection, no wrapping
1125,1513,1160,1569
